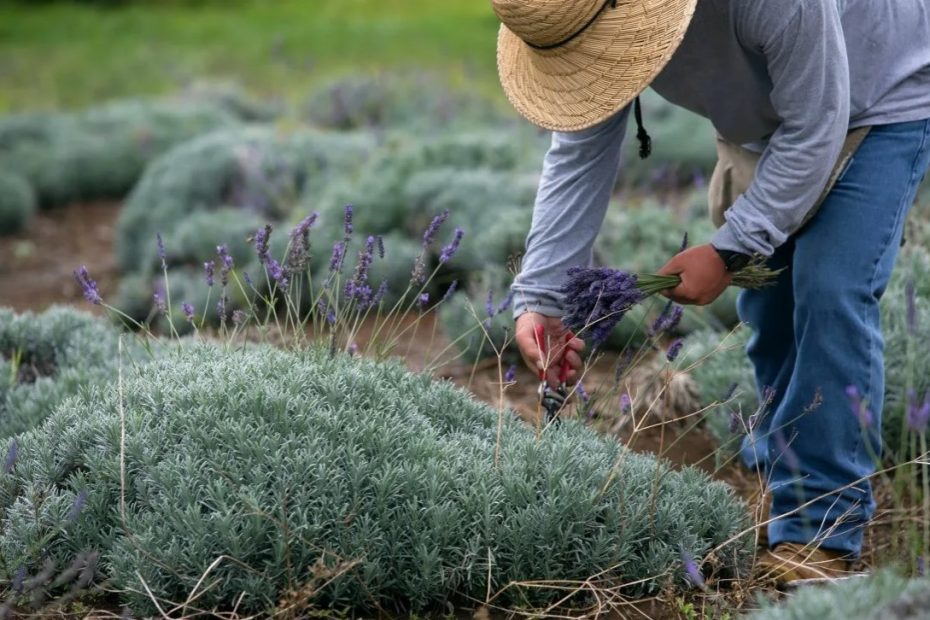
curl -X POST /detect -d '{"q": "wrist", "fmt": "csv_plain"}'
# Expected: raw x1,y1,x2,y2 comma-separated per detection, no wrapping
712,245,752,272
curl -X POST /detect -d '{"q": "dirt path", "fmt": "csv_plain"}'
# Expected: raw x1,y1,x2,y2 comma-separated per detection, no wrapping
0,202,120,313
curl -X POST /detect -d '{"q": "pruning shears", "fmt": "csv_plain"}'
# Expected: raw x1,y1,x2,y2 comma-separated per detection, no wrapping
534,324,573,427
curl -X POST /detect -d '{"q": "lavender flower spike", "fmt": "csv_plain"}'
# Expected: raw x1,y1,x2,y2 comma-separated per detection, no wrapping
441,280,459,304
156,232,167,265
67,490,88,524
3,439,17,474
561,267,644,346
343,205,354,237
439,228,464,263
504,365,517,384
73,266,102,305
680,548,706,590
204,260,215,287
906,389,930,434
422,210,450,249
217,244,234,287
254,224,272,265
619,393,632,413
666,338,684,362
181,302,195,322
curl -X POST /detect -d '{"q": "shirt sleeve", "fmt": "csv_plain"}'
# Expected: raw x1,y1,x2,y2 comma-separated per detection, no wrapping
512,106,630,318
711,0,850,256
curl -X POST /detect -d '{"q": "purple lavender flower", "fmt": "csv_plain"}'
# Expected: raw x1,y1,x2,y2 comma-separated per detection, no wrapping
680,548,706,590
216,296,228,321
67,490,87,524
232,309,247,326
343,205,354,237
728,411,743,435
371,281,388,307
575,382,589,404
906,279,918,336
73,266,102,305
153,291,167,316
678,232,689,254
348,343,359,356
292,212,318,240
329,240,347,274
216,245,234,287
243,271,253,289
3,439,17,474
485,289,495,318
156,232,167,267
845,385,874,427
422,210,450,248
918,556,926,577
666,338,684,362
504,365,517,384
649,301,684,336
417,293,430,310
439,228,464,263
614,348,634,383
267,258,289,291
376,235,385,259
181,302,195,322
561,267,645,346
254,225,272,265
619,392,632,413
346,236,377,307
497,291,514,315
204,260,215,287
441,280,458,304
906,389,930,434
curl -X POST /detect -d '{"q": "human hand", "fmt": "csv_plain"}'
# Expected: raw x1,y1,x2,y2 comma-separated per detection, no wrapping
657,244,732,305
514,312,585,386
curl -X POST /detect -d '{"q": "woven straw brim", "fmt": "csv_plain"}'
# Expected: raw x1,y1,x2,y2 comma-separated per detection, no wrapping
497,0,698,132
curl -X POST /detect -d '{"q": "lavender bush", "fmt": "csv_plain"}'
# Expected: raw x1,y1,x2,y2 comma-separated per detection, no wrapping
0,171,35,236
0,342,751,615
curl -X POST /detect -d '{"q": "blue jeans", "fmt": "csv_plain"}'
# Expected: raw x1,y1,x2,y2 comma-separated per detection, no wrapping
738,119,930,557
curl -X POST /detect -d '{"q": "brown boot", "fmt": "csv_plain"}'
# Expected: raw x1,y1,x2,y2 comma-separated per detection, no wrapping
754,542,859,588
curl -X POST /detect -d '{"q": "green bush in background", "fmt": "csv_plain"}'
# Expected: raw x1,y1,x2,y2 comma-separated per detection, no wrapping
0,342,751,615
748,569,930,620
0,100,240,209
0,170,36,236
0,307,141,440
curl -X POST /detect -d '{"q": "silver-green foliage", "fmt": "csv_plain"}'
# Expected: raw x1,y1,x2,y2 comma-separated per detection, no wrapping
0,100,238,208
0,170,36,235
747,569,930,620
115,126,375,274
0,343,751,614
0,307,135,440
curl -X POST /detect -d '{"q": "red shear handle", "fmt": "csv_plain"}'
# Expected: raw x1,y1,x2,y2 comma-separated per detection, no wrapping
533,324,573,385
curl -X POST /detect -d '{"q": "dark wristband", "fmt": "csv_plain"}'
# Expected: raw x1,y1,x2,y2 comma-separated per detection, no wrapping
713,247,753,272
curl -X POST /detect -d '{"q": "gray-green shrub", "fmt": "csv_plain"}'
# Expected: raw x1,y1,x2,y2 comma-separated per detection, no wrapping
0,343,751,614
0,307,139,440
747,569,930,620
0,100,239,208
0,170,36,235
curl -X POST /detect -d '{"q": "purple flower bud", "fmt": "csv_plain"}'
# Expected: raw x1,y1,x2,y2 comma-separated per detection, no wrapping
728,411,743,435
216,295,228,321
255,225,272,265
243,271,253,288
650,301,683,336
619,392,632,413
204,260,215,287
561,267,645,346
906,279,918,336
376,235,385,260
329,241,346,274
73,266,102,305
372,281,388,307
267,259,288,291
67,490,87,524
348,343,359,356
504,365,517,384
153,292,167,316
343,205,354,237
156,232,167,265
232,310,247,326
918,556,926,577
575,382,589,404
3,439,17,474
666,338,684,362
906,389,930,434
439,228,464,263
422,210,450,249
441,280,458,304
845,384,874,428
678,232,689,254
485,289,495,318
216,245,234,287
181,302,195,322
291,212,318,240
417,293,430,309
680,548,706,590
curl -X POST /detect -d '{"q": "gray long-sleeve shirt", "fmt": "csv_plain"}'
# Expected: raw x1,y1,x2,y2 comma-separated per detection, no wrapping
513,0,930,318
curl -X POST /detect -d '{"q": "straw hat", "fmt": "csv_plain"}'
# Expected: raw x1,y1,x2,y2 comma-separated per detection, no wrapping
494,0,698,132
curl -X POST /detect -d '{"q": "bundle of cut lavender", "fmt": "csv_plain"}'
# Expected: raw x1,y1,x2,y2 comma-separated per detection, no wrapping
561,259,779,345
